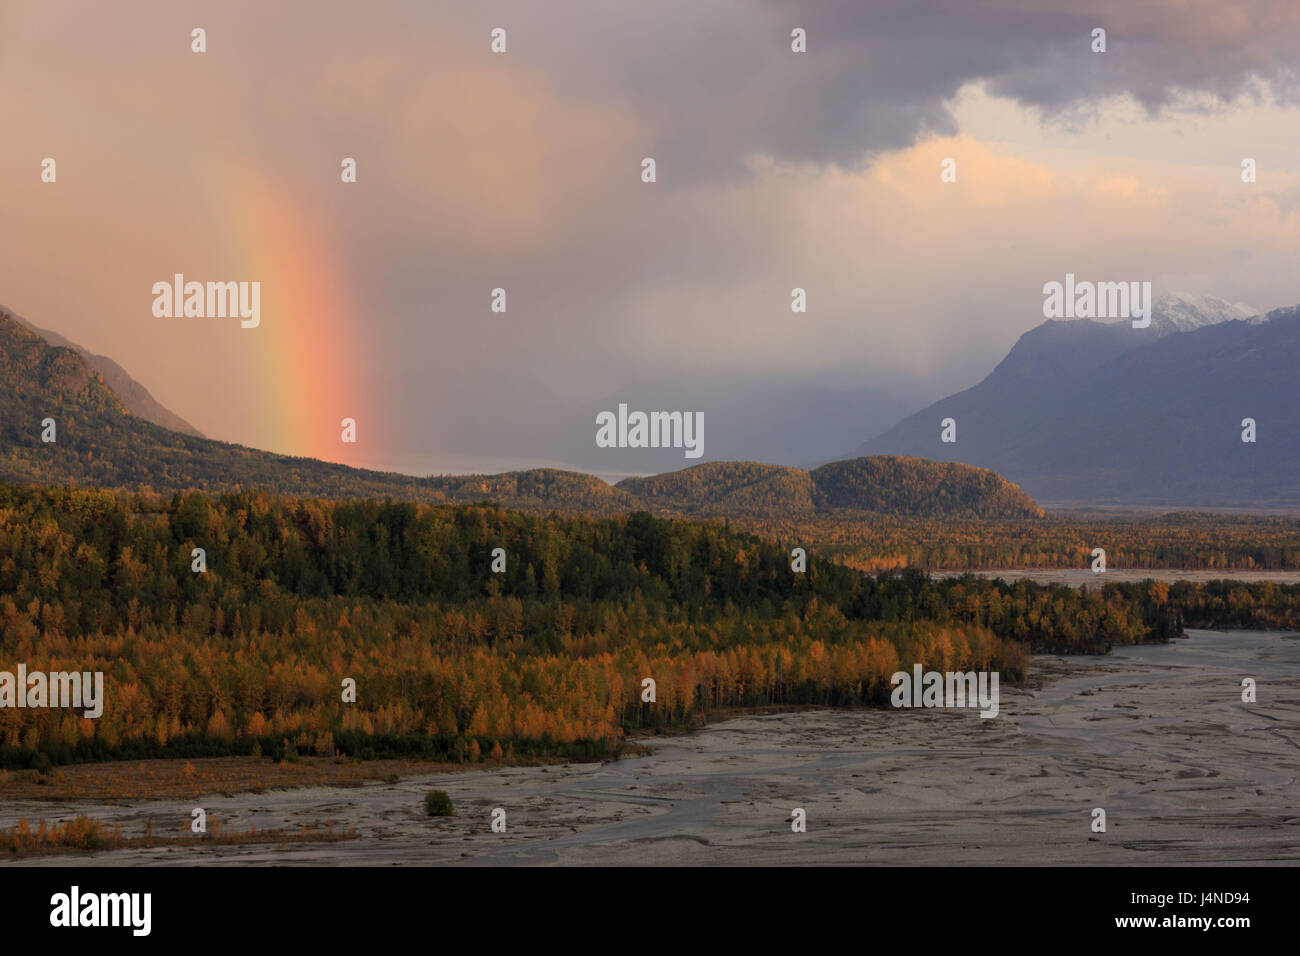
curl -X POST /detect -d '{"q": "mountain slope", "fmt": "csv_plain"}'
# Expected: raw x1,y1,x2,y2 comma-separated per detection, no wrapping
0,313,445,500
0,311,1040,520
617,462,818,517
856,304,1300,508
1,304,204,436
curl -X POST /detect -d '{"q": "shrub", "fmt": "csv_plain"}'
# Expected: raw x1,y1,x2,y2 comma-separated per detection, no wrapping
424,789,454,817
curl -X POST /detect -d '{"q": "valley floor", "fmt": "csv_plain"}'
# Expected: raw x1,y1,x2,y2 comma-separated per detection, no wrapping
2,629,1296,866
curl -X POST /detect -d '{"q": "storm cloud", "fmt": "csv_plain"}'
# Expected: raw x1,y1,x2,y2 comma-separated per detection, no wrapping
2,1,1299,475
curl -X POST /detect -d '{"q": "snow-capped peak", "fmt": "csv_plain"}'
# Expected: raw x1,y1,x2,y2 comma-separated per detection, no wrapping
1152,291,1258,333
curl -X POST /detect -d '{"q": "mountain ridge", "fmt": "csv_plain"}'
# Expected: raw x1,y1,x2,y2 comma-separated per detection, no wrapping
0,310,1041,520
0,304,204,437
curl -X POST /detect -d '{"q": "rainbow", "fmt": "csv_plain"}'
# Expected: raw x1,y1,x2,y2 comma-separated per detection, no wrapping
208,164,374,466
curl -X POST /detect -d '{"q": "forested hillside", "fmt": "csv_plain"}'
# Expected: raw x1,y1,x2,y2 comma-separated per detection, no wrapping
810,456,1044,518
615,457,1043,520
616,461,817,516
1,305,203,437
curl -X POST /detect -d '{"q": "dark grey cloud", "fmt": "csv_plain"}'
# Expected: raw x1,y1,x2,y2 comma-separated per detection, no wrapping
492,0,1300,181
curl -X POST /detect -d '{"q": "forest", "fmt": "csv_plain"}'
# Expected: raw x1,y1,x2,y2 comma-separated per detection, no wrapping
739,511,1300,571
2,481,1292,770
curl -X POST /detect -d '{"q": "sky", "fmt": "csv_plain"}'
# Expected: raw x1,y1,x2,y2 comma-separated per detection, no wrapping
3,0,1299,477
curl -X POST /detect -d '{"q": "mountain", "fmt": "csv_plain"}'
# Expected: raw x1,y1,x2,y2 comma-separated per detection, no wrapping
1074,291,1258,336
0,304,203,436
0,310,1040,520
855,301,1300,508
1144,291,1257,335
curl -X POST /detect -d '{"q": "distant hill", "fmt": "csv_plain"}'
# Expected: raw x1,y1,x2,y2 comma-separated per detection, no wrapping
1,304,204,437
810,456,1044,517
617,457,1041,519
424,469,641,514
855,301,1300,508
0,310,1040,520
617,462,818,517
